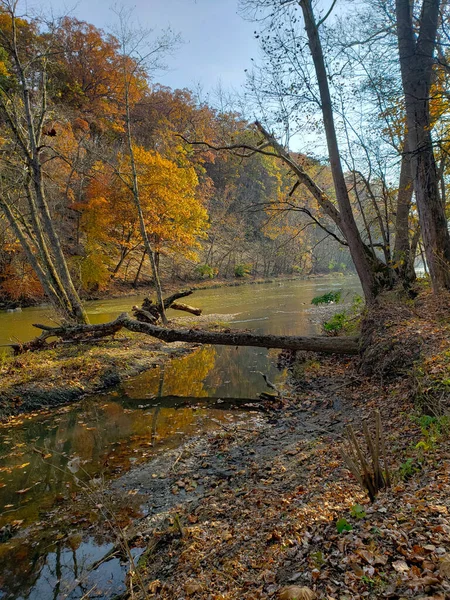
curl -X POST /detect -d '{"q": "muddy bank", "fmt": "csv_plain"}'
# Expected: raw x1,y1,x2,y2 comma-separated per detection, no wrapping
113,396,344,522
0,336,191,420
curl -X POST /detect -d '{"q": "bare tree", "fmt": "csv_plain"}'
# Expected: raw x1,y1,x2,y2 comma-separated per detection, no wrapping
113,9,180,324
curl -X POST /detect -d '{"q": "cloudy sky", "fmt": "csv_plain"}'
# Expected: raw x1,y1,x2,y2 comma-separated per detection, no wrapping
49,0,260,93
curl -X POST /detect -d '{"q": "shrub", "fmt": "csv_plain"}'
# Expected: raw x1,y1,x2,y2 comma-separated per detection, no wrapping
311,290,342,305
195,264,216,279
234,263,252,278
322,294,363,336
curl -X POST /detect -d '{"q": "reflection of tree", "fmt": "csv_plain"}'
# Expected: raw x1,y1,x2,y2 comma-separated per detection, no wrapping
121,346,217,399
0,536,105,600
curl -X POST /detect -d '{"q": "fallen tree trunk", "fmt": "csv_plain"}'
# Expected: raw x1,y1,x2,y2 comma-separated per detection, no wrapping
11,318,125,354
13,313,359,355
122,318,359,354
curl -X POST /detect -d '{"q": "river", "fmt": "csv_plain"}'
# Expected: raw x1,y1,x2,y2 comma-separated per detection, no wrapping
0,275,360,599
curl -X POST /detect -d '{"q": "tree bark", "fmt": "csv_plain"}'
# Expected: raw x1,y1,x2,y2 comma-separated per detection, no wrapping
170,302,202,316
396,0,450,291
0,6,88,324
121,38,167,324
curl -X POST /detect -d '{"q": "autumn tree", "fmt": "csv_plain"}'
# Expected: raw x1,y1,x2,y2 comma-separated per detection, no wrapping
111,11,181,323
0,1,88,322
84,146,207,283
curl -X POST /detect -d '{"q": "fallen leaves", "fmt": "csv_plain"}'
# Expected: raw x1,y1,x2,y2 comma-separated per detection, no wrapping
392,559,410,573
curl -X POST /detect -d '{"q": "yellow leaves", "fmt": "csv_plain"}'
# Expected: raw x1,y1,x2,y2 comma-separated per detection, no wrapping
84,145,208,269
0,60,8,78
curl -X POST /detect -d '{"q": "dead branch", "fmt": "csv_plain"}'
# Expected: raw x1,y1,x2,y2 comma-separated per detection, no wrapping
340,410,391,502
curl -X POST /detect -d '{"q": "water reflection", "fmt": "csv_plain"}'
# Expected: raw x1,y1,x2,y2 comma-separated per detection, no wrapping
0,532,143,600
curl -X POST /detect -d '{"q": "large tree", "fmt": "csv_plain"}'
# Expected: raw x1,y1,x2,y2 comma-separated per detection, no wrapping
396,0,450,291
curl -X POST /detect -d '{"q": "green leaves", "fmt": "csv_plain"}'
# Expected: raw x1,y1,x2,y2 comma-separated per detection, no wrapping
311,290,342,305
350,504,367,519
336,518,353,533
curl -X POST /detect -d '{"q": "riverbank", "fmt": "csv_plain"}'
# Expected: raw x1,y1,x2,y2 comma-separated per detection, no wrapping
104,286,449,599
0,283,448,598
0,314,235,420
0,275,354,420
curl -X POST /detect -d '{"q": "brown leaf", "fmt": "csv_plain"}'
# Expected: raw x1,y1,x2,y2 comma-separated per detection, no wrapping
278,586,316,600
16,486,33,494
439,554,450,579
356,549,375,564
185,581,203,595
148,579,161,593
392,560,410,573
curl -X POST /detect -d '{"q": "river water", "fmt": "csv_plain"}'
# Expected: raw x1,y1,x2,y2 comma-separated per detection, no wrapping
0,276,360,600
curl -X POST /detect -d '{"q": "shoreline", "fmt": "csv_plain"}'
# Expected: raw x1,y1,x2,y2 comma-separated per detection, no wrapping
104,287,450,599
0,286,449,599
0,272,350,312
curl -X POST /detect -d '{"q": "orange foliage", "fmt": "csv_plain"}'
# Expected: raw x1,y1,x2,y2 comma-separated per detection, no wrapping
82,146,208,282
0,262,44,301
52,18,146,126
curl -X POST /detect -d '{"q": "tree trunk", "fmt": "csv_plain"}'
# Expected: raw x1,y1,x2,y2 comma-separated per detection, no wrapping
0,6,88,324
299,0,387,303
393,137,415,283
122,59,167,323
396,0,450,291
133,249,147,288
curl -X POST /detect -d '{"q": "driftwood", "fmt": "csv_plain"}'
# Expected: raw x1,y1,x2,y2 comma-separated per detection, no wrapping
11,318,125,354
131,289,202,324
12,313,359,355
134,289,202,324
171,302,202,316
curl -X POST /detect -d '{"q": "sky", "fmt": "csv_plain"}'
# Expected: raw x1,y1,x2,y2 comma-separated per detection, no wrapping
45,0,261,94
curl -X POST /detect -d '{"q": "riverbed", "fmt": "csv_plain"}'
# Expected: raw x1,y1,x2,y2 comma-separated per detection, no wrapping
0,276,360,599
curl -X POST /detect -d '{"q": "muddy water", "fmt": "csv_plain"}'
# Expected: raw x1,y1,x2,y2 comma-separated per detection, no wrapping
0,276,360,599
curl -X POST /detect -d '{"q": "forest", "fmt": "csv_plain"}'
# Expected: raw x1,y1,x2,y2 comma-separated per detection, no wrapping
0,6,358,312
1,0,450,599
